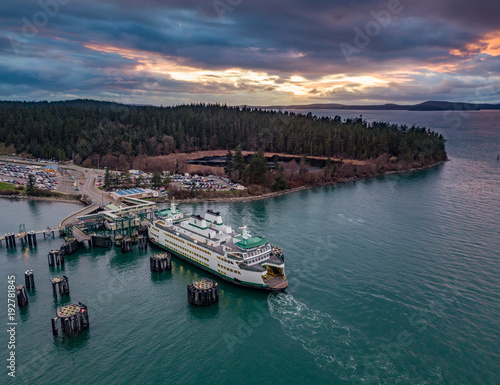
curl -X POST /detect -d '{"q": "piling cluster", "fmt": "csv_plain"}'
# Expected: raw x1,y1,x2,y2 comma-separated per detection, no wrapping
25,231,37,246
48,250,64,266
121,238,132,252
138,235,147,250
187,278,219,306
16,285,29,306
51,303,89,337
24,270,35,289
51,276,70,298
150,253,171,272
90,234,112,248
60,239,78,255
4,233,16,248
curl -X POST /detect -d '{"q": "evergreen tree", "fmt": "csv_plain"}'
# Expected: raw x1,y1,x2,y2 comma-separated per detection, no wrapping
299,155,308,180
224,149,233,177
273,165,288,191
232,145,246,182
190,181,198,197
103,168,111,190
248,150,267,184
151,171,163,188
26,174,37,196
324,157,337,180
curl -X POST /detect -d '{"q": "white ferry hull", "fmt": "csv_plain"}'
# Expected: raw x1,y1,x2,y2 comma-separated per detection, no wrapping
149,225,281,290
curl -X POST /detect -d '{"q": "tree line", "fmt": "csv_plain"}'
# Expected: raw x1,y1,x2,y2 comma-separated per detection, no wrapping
0,100,447,167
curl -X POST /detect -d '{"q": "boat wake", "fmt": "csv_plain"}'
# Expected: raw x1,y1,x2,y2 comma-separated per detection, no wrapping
268,293,446,383
268,292,362,378
338,213,366,225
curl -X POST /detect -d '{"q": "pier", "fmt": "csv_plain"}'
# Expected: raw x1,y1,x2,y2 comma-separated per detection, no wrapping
59,196,156,250
1,226,58,247
72,226,91,243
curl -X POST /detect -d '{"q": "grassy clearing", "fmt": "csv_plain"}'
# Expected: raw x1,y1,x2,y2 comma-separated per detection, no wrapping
0,182,21,191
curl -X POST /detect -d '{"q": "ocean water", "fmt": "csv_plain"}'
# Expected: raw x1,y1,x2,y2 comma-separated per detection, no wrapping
1,110,499,384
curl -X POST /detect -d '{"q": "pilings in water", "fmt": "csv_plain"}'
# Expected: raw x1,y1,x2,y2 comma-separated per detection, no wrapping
48,239,78,267
24,270,35,289
60,239,78,255
4,233,16,248
51,303,89,337
150,253,171,273
51,276,70,297
187,278,219,306
43,228,55,239
90,234,112,248
2,228,58,247
48,250,64,267
16,285,29,307
138,235,147,250
121,238,132,252
26,231,37,246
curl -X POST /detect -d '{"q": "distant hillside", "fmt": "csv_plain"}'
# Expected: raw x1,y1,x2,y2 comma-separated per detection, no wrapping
0,99,131,110
264,101,500,111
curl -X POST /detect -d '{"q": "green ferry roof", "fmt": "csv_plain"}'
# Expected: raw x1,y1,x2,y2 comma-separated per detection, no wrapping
106,204,119,210
157,209,175,217
236,236,267,249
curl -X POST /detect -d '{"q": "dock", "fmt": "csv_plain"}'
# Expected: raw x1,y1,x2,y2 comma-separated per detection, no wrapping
1,226,58,247
72,226,90,242
60,203,100,228
2,194,155,252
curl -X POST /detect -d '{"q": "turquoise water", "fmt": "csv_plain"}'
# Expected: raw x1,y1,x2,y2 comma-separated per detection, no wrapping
1,110,499,384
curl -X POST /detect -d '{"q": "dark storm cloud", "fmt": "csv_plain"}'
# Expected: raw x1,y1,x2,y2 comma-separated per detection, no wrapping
0,0,499,103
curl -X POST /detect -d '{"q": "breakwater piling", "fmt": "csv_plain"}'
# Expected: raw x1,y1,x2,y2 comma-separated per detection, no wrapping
24,270,35,289
48,250,64,267
90,234,112,248
51,303,89,337
138,235,147,250
16,285,29,307
187,278,219,306
51,276,70,297
150,253,171,273
26,231,37,246
4,233,16,248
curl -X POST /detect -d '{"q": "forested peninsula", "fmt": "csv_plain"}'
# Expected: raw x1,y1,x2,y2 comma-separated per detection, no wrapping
0,100,447,197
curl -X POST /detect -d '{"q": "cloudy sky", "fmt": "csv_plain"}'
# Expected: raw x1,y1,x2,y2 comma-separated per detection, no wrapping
1,0,499,105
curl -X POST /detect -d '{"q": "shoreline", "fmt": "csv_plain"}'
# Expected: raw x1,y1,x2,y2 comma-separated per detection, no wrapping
0,161,445,206
160,160,446,204
0,194,84,205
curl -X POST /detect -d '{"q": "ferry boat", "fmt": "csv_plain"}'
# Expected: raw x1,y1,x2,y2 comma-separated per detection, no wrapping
148,201,287,290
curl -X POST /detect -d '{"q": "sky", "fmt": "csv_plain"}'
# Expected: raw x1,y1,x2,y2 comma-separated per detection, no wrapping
1,0,499,106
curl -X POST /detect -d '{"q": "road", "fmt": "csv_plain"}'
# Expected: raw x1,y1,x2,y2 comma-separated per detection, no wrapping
70,165,114,206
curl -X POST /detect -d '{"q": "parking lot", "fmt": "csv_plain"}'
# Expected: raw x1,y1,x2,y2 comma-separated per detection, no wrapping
170,174,244,191
0,156,243,198
0,162,59,190
0,159,92,195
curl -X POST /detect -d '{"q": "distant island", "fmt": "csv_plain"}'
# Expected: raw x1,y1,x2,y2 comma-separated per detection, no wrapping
0,99,447,200
262,100,500,111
